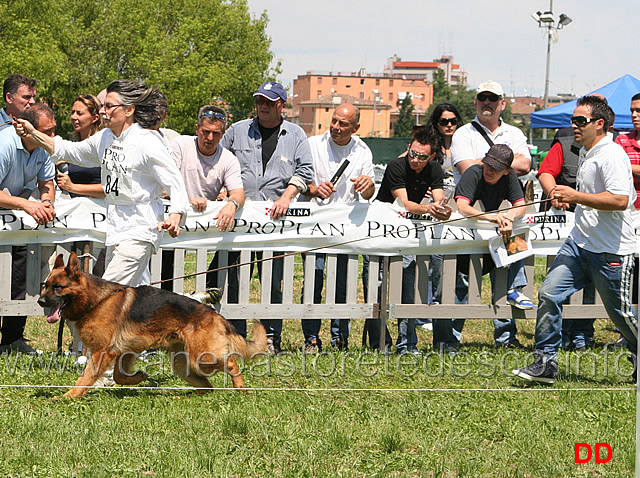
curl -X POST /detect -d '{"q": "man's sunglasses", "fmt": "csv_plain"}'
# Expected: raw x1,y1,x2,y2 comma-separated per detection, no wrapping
408,149,433,162
438,117,458,126
477,93,501,102
570,115,598,127
199,110,226,122
256,96,279,106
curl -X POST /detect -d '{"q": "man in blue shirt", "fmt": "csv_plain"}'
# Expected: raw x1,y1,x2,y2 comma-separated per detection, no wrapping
0,103,56,355
0,75,37,131
220,81,313,353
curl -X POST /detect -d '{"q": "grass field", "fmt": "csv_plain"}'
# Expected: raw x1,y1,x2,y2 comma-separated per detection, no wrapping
0,255,636,477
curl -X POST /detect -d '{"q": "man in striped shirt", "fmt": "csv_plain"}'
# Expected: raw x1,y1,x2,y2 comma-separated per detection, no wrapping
614,92,640,209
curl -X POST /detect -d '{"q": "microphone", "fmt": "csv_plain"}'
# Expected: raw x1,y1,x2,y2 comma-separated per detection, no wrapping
329,159,350,185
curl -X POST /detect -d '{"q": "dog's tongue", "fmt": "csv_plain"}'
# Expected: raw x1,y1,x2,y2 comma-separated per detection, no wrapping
46,306,61,324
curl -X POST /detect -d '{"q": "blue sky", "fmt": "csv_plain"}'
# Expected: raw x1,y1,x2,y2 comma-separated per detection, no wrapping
246,0,638,98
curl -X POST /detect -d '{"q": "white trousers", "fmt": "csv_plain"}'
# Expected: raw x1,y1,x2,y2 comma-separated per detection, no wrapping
103,240,152,287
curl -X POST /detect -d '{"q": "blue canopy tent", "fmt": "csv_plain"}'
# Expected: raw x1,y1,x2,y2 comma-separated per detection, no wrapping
530,74,640,130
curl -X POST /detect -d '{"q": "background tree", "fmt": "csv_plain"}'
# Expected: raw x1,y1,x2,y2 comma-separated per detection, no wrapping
0,0,278,137
424,70,476,125
394,93,415,137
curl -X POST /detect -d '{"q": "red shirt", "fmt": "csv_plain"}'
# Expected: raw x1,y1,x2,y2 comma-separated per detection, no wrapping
615,130,640,208
536,142,564,178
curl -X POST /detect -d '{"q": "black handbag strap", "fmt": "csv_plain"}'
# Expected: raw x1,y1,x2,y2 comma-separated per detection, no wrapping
471,121,494,148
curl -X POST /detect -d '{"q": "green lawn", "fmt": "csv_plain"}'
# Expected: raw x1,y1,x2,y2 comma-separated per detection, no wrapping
0,254,635,477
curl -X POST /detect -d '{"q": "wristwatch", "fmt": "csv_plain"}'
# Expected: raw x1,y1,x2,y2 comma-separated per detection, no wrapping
229,199,240,209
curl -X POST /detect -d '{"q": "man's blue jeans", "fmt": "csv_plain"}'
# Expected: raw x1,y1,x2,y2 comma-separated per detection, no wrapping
433,257,527,348
535,237,638,360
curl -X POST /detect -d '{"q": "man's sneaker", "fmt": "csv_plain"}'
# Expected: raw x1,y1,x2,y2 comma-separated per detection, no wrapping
189,288,223,305
304,339,322,354
399,348,421,356
0,338,42,356
512,352,558,384
506,289,534,310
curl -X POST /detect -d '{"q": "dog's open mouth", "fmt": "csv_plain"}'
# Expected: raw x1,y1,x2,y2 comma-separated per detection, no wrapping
46,305,62,324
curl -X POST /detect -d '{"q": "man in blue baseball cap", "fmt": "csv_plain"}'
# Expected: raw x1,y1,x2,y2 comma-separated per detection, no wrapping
219,81,313,353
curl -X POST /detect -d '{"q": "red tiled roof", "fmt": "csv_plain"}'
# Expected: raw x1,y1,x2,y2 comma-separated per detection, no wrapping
393,61,440,69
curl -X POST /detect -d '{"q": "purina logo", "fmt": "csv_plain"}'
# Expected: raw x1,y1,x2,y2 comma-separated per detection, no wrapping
405,212,434,221
264,208,311,217
525,215,567,224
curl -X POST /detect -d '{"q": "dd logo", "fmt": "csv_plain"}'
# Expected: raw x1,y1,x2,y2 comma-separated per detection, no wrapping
574,443,612,464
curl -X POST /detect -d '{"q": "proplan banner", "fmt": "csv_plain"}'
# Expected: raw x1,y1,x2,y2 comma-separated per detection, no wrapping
0,196,634,256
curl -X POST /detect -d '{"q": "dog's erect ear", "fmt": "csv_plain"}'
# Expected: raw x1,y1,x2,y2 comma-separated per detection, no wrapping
65,252,81,276
53,254,65,269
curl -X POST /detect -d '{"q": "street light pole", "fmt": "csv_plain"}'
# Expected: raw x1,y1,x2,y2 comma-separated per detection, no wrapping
371,89,379,137
532,1,572,139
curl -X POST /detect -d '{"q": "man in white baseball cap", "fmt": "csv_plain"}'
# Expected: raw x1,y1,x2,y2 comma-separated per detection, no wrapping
451,80,531,182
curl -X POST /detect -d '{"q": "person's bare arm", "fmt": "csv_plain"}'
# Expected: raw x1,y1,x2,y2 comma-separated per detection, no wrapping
537,172,569,210
351,174,376,200
511,153,531,176
14,119,55,154
553,185,628,211
393,187,451,220
455,159,481,176
271,184,300,220
0,181,56,225
215,188,245,232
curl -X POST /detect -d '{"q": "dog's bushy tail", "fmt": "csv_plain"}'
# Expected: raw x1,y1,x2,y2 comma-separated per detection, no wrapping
227,322,268,359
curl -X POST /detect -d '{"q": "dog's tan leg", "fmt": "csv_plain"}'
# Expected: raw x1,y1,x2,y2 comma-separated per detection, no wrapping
64,351,116,398
169,346,213,394
225,357,248,391
113,353,148,385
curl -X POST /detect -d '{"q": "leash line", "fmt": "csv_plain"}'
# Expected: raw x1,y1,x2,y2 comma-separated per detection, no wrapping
150,197,555,286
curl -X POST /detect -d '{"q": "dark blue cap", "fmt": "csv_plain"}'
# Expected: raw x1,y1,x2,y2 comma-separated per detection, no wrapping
253,81,287,102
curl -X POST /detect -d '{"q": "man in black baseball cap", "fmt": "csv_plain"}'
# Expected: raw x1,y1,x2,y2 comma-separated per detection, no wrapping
481,143,513,174
435,143,533,351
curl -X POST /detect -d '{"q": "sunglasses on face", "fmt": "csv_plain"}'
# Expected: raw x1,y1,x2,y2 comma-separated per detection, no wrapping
438,117,458,126
199,110,226,122
476,93,501,102
408,149,433,162
256,97,279,106
570,115,598,127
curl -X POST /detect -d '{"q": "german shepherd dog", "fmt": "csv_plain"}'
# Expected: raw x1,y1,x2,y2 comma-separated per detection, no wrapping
38,252,267,398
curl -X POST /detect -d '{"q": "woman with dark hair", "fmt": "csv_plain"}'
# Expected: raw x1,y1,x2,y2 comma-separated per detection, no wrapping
421,104,463,335
16,80,188,288
426,102,463,174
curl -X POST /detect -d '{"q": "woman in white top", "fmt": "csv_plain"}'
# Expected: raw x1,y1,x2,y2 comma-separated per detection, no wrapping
16,80,189,287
